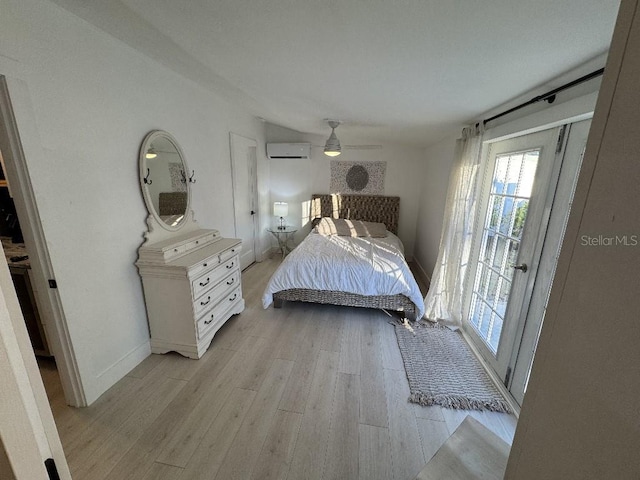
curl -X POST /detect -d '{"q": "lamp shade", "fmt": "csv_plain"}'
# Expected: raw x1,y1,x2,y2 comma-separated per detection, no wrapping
273,202,288,217
323,129,341,157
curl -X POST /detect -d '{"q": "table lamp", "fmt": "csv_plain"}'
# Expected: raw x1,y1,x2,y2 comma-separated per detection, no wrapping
273,202,288,230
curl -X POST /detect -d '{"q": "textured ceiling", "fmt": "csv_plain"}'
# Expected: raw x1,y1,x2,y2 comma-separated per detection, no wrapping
51,0,620,147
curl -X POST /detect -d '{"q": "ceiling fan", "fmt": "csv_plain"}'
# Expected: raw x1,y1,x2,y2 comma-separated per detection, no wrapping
319,119,382,157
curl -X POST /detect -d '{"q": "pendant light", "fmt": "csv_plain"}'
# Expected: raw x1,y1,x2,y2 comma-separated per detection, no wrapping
323,120,342,157
145,146,157,159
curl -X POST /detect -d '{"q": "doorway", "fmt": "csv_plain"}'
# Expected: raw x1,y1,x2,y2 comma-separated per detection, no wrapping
230,132,260,270
0,75,83,407
0,151,52,359
464,120,590,405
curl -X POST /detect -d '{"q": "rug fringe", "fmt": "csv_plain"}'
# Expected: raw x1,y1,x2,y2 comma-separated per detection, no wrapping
409,392,512,414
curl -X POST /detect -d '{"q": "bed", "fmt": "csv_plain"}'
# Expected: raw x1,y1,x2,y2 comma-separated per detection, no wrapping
262,194,425,320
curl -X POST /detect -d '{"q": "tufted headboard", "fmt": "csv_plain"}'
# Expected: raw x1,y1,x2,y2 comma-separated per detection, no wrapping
310,193,400,234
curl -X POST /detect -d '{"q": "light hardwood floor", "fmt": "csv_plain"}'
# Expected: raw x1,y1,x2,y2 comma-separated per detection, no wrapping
40,257,516,480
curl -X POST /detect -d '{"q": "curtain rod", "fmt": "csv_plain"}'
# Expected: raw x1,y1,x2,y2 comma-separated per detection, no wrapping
482,68,605,126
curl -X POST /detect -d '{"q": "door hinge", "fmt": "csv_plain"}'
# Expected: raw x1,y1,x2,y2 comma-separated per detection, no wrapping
504,366,512,388
45,458,60,480
555,125,567,154
48,279,58,289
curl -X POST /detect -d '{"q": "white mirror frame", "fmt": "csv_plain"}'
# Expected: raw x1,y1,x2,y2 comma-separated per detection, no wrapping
139,130,198,243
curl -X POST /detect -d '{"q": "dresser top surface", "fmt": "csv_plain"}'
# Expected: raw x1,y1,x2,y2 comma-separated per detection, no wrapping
167,237,241,267
137,225,242,268
140,228,219,251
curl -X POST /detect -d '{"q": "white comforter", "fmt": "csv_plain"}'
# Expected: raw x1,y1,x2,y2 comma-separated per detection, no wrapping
262,231,425,319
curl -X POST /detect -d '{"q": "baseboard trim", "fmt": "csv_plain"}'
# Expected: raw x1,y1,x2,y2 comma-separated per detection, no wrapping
261,246,275,259
90,340,151,405
411,259,431,289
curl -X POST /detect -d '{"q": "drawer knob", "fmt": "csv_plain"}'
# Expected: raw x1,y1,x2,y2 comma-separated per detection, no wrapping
204,314,214,325
203,263,208,267
229,293,237,302
199,278,210,287
226,278,235,286
200,296,211,306
226,262,234,269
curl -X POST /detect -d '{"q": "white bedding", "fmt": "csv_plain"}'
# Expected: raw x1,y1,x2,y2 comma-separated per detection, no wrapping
262,230,425,318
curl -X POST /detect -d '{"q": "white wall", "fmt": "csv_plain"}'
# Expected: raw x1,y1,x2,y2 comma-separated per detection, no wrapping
0,0,267,404
266,124,425,259
413,136,458,279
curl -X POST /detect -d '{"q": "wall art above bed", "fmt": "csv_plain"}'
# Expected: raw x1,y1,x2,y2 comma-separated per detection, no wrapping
330,160,386,195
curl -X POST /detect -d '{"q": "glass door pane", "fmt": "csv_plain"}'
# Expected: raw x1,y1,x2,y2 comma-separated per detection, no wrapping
469,149,540,353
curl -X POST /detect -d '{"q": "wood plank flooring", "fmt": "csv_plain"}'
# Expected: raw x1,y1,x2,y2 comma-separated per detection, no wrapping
39,257,517,480
414,416,510,480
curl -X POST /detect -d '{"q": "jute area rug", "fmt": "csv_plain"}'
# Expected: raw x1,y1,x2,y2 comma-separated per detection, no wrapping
394,320,511,413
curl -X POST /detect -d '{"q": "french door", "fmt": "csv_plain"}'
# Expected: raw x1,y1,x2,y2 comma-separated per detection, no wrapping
465,127,562,378
464,121,590,405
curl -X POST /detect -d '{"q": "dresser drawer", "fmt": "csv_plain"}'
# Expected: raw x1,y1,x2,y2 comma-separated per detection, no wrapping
197,286,242,339
219,244,241,263
189,253,220,280
193,270,239,317
167,244,187,259
189,243,242,280
192,256,239,299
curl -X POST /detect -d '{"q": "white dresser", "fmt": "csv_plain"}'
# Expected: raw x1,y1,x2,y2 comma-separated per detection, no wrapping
136,228,244,359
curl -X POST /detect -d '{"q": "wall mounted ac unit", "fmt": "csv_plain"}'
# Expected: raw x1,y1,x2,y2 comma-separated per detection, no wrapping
266,143,311,159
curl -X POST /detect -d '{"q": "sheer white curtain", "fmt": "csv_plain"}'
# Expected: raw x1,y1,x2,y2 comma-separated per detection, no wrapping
424,124,484,327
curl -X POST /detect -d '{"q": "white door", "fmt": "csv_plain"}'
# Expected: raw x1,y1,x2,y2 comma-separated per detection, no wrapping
508,119,592,404
230,133,259,270
464,127,562,382
0,248,71,479
465,121,593,405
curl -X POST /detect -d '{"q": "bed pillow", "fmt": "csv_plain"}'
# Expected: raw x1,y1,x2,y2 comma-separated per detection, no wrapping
314,217,388,238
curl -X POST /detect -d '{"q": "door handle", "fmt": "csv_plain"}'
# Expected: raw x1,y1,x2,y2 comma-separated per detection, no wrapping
512,263,528,273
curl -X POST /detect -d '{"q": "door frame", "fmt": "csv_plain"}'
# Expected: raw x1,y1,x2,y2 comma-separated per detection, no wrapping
507,119,592,404
229,132,261,269
0,75,85,407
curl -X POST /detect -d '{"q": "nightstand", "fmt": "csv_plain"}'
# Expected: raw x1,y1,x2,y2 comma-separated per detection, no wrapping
267,226,297,258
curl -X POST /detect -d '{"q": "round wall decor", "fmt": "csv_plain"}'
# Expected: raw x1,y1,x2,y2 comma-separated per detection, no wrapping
330,160,386,195
346,165,369,191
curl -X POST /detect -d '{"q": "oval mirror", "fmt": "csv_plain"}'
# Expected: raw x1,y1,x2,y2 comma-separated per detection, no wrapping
139,130,191,231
